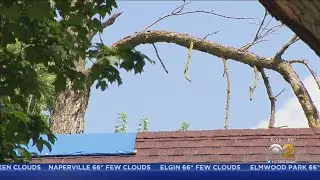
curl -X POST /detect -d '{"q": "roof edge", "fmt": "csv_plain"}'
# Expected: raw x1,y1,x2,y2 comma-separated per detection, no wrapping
136,128,320,139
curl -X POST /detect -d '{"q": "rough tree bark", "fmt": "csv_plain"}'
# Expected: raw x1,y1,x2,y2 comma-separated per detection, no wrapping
259,0,320,57
50,79,91,134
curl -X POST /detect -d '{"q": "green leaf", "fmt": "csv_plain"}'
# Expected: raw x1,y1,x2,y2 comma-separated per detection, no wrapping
0,6,21,20
107,55,121,66
12,111,29,124
93,5,110,17
17,148,32,161
41,139,53,152
96,80,108,91
66,15,85,26
88,50,99,58
109,0,118,9
53,74,67,92
47,133,56,145
25,3,51,21
91,18,102,32
36,139,44,152
9,150,18,160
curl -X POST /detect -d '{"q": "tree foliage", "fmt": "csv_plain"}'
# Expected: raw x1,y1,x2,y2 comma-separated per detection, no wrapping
0,0,119,162
90,45,155,91
114,112,128,133
113,113,190,132
138,116,149,132
179,121,190,131
2,0,320,162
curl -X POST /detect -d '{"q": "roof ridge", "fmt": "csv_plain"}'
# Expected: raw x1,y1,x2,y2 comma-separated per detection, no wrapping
136,128,320,139
138,128,314,133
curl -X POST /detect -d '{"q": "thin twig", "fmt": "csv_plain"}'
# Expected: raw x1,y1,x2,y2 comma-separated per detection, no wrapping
259,68,276,129
249,66,259,101
27,95,33,114
184,41,193,82
289,60,320,89
241,10,268,51
99,32,104,45
240,10,284,51
274,88,286,98
27,95,36,115
175,10,257,20
142,2,191,31
152,43,168,73
88,58,94,65
252,10,268,40
261,15,273,33
222,57,231,130
259,24,284,40
142,2,257,31
203,31,219,40
275,34,299,60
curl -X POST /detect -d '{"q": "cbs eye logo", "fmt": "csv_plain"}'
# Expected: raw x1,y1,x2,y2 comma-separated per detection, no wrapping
269,143,294,158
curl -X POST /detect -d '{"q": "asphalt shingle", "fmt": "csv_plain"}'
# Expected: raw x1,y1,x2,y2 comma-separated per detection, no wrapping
32,128,320,163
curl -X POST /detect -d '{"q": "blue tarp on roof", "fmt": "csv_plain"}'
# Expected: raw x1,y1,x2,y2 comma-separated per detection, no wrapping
26,133,137,156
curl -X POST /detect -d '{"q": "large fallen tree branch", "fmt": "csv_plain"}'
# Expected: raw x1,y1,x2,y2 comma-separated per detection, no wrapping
90,30,320,128
111,31,276,68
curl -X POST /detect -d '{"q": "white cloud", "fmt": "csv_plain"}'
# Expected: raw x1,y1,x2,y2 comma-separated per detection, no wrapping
255,76,320,129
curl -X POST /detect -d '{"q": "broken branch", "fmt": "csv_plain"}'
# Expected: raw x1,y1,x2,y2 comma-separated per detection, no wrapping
274,88,286,99
152,44,169,73
184,41,193,82
259,68,276,128
275,34,299,60
222,57,231,130
203,31,219,40
88,12,123,40
249,66,259,101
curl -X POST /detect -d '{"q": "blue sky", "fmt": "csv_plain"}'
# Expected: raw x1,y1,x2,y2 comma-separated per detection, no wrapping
84,1,320,133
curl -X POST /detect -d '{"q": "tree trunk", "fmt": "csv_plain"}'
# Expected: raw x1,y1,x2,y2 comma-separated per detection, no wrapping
259,0,320,57
50,80,91,134
50,59,91,134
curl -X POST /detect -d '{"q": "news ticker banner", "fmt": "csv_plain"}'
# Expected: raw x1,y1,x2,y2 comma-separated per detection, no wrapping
1,163,320,172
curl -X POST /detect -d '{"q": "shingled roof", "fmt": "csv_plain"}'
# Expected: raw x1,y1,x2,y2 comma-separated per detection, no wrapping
32,128,320,163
